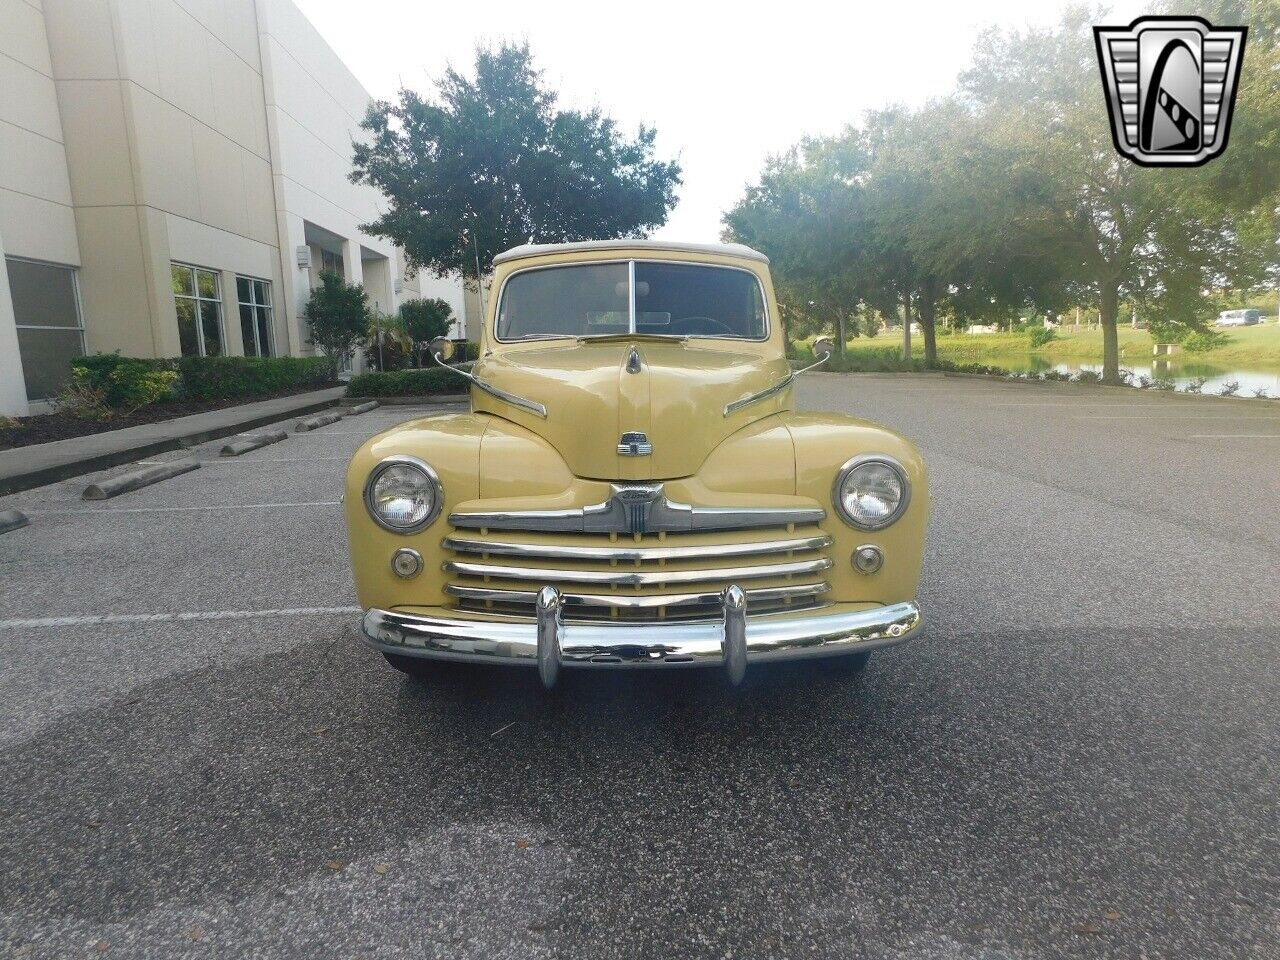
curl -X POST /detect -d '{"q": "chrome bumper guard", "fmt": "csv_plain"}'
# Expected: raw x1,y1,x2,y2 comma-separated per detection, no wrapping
361,585,922,689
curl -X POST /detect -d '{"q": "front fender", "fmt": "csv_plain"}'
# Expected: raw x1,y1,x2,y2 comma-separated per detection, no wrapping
344,412,490,609
782,412,929,605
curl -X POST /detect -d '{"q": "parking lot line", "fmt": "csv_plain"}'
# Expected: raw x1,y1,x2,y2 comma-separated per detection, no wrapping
0,606,361,629
1189,434,1280,439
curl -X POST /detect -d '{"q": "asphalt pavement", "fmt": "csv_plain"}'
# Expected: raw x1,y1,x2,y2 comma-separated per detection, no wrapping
0,374,1277,959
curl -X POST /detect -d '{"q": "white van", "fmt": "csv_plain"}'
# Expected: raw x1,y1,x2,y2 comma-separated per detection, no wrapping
1215,309,1261,327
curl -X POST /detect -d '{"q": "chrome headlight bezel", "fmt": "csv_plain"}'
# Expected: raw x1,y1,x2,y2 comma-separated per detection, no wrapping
363,455,443,534
831,454,910,530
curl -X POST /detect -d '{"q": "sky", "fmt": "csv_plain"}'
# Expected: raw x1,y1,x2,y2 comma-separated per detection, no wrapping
293,0,1147,242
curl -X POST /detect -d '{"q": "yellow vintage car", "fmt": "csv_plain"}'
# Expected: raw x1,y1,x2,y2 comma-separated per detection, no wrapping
345,240,928,688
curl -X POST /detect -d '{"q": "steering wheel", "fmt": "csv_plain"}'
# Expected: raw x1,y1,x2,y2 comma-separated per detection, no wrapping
668,316,736,336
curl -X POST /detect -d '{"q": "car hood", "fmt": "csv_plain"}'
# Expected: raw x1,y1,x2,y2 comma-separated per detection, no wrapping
470,340,793,480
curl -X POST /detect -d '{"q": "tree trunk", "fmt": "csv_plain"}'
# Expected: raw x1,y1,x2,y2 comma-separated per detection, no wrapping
1099,279,1120,383
834,313,847,359
918,278,939,369
901,291,913,364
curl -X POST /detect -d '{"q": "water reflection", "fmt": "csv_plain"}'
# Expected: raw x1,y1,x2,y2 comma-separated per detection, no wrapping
1003,356,1279,395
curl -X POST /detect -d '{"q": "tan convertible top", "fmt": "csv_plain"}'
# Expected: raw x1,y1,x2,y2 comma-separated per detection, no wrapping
492,239,769,266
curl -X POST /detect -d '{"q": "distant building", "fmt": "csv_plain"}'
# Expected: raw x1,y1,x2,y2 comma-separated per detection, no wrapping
0,0,471,416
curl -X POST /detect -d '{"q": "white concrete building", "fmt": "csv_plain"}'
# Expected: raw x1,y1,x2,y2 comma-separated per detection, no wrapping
0,0,467,416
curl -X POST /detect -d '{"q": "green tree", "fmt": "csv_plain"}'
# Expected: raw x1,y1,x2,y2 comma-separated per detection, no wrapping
723,136,872,357
960,8,1280,381
399,297,454,366
351,43,682,282
305,271,370,373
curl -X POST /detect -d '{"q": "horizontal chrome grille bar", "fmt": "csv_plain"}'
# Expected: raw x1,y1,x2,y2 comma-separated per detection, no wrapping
446,581,830,610
443,556,833,587
450,483,825,534
441,533,832,563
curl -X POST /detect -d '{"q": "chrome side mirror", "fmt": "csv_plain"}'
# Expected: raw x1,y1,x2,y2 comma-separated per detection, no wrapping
429,337,455,362
812,337,835,363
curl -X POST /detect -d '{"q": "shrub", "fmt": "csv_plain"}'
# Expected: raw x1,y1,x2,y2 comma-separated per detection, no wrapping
1184,377,1207,394
1180,330,1227,353
305,271,370,372
1252,387,1270,400
176,356,333,402
1151,378,1176,391
1043,369,1071,381
364,327,410,372
1074,370,1101,384
399,298,454,364
345,367,468,397
1028,326,1058,348
73,354,177,408
1218,379,1241,397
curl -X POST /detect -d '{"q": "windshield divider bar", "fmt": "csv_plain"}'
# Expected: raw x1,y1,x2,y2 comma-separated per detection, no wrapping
628,259,636,334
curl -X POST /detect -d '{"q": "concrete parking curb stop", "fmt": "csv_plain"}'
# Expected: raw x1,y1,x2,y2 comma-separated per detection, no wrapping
346,401,380,415
296,412,344,432
0,509,28,534
82,460,200,500
219,430,289,457
340,394,469,405
0,387,344,497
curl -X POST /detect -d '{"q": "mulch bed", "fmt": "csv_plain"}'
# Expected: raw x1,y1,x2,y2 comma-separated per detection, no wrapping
0,384,340,451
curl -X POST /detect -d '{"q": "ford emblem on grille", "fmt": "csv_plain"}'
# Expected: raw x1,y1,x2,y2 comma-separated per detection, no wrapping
617,431,653,457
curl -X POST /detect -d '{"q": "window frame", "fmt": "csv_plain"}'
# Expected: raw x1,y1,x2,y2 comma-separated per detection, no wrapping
171,262,225,358
236,274,274,357
7,255,86,339
493,259,771,344
6,256,87,401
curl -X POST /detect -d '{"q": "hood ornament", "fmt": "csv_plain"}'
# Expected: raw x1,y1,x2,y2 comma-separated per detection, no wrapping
617,431,652,457
626,346,642,374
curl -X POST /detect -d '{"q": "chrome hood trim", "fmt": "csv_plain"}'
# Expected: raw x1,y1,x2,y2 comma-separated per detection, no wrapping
448,483,826,535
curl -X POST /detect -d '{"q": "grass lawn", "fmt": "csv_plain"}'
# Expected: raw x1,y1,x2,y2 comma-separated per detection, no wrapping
841,324,1280,374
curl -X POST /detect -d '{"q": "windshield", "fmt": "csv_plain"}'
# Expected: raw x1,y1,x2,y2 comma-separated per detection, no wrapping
496,261,768,340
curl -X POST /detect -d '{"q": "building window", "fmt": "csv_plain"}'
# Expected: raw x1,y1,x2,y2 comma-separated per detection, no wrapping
236,276,274,357
6,257,85,401
319,248,344,276
171,263,224,357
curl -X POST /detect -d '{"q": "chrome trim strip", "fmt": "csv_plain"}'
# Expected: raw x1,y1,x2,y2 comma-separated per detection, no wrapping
722,353,830,417
441,533,833,562
444,581,830,609
449,484,825,534
360,600,922,668
443,556,833,587
430,349,548,419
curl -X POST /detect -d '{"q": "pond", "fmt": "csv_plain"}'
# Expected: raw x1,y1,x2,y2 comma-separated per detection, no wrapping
1011,356,1280,396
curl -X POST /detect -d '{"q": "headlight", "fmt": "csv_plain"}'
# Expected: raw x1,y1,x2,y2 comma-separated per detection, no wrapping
363,456,442,533
833,455,909,529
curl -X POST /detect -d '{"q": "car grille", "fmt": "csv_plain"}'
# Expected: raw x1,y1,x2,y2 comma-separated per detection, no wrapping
441,525,834,622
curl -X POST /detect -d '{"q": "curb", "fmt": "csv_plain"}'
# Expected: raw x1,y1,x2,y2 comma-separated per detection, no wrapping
0,509,28,534
340,395,469,406
220,430,288,457
346,401,380,415
296,412,344,432
83,460,200,500
0,393,339,497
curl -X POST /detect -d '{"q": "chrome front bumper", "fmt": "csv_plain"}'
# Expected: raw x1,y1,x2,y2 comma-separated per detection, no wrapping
361,586,922,688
